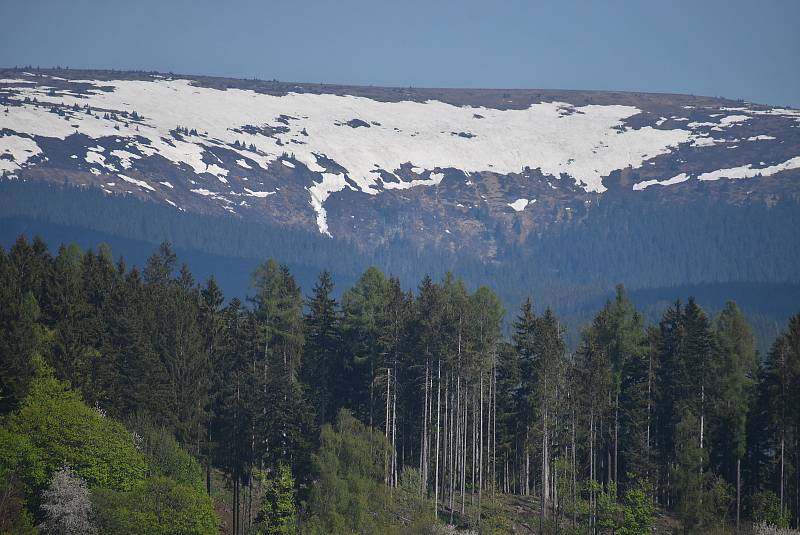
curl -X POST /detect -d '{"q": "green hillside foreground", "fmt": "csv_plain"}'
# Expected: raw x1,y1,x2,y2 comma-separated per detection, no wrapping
1,236,799,534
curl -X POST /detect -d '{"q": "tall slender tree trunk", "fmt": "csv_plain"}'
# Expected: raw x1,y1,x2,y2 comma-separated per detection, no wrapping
369,360,374,433
472,392,477,505
590,409,595,531
206,424,212,494
234,374,240,535
525,436,530,497
572,403,577,528
780,435,785,518
452,374,460,521
443,373,449,515
391,373,397,487
233,475,239,535
385,367,391,484
646,345,652,482
542,406,550,524
492,356,497,497
736,457,741,531
700,382,705,450
461,389,467,515
434,360,442,519
478,372,484,526
796,435,800,530
542,374,550,522
614,390,619,484
421,357,429,494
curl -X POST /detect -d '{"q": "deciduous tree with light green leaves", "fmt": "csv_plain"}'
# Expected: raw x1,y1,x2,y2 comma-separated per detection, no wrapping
4,374,146,491
306,409,390,534
254,463,297,535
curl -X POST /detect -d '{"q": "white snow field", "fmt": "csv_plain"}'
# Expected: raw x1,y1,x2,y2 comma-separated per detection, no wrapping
1,76,798,234
0,134,41,173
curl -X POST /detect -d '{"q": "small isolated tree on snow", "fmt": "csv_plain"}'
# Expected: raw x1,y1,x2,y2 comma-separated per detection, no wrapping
39,466,96,535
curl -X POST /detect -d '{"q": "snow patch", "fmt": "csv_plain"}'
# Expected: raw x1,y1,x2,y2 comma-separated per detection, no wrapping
244,188,275,198
191,188,216,196
308,173,348,236
697,157,800,182
633,173,690,191
118,173,155,191
0,134,41,173
85,149,117,171
383,172,445,190
205,163,229,179
508,198,534,211
110,149,140,169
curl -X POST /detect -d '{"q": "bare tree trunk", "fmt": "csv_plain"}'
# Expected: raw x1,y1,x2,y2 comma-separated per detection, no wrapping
487,361,493,497
233,475,238,535
553,453,558,520
525,436,530,497
796,435,800,530
472,392,477,505
443,372,449,517
700,382,705,450
736,457,741,532
421,357,430,494
392,371,397,487
385,367,391,485
478,372,484,526
590,409,595,531
572,403,577,528
452,375,460,521
780,435,785,518
647,344,652,483
542,375,550,522
461,389,467,515
369,360,374,432
492,356,497,497
449,376,456,522
434,360,442,519
247,474,253,532
614,390,619,484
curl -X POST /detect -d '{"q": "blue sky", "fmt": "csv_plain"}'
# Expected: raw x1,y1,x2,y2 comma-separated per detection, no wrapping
2,0,798,106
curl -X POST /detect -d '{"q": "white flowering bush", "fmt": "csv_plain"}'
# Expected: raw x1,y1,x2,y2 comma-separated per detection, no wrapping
431,525,477,535
39,466,97,535
754,523,800,535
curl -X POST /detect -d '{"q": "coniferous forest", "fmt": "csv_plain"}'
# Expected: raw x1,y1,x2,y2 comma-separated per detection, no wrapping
2,235,800,535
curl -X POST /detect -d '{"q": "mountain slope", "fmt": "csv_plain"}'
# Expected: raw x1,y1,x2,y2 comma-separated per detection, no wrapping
1,68,799,346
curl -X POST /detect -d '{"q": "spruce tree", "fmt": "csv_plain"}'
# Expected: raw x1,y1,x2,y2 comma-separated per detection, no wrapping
302,271,343,425
711,301,757,527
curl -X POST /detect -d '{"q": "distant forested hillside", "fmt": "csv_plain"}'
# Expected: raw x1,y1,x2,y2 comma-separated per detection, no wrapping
1,236,799,533
2,180,799,353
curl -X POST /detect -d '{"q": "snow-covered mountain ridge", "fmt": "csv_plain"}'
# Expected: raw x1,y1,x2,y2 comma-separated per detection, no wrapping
1,69,799,250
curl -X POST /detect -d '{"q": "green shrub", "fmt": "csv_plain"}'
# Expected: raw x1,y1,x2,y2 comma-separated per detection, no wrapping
92,476,216,535
751,490,790,529
307,410,390,534
125,412,205,491
252,463,297,535
619,481,655,535
4,376,147,491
